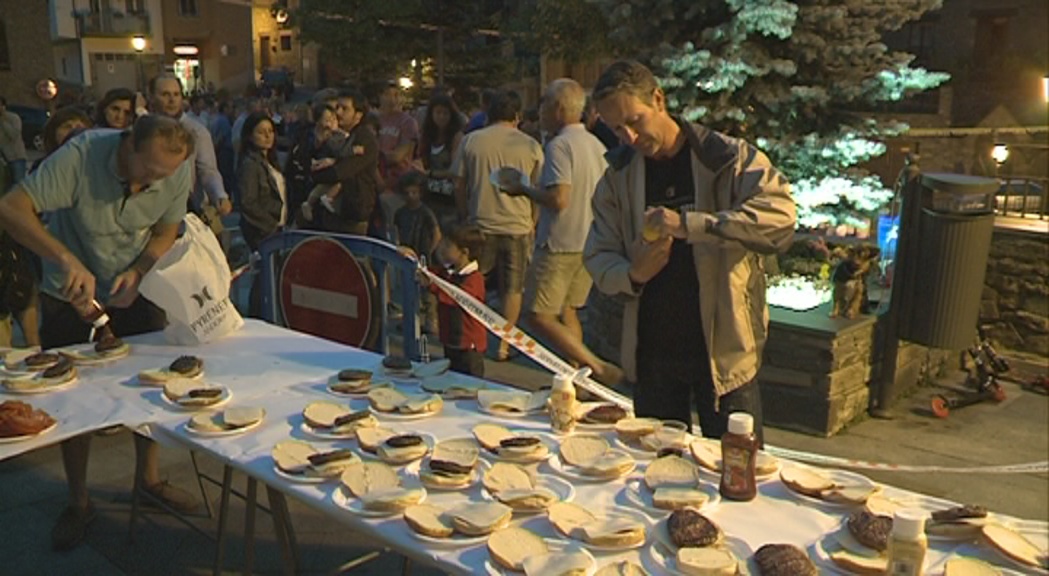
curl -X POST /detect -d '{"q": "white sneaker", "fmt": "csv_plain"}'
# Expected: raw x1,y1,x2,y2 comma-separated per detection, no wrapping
320,195,336,213
300,202,313,221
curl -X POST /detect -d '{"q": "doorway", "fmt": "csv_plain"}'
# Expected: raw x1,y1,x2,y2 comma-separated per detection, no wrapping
260,35,271,70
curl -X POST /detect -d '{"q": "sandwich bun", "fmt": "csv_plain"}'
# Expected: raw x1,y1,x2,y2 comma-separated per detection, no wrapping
578,450,634,479
560,434,610,467
779,466,835,498
473,423,512,452
359,487,425,512
403,504,454,538
487,527,548,572
614,417,662,441
356,426,397,453
982,523,1048,569
340,460,401,498
652,487,710,510
272,441,318,474
547,501,596,538
645,455,699,490
494,487,559,511
594,561,648,576
581,517,647,547
448,502,513,536
676,547,738,576
483,462,534,494
828,549,887,575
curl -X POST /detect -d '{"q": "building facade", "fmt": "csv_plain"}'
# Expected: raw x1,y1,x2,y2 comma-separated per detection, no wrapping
160,0,254,95
251,0,318,89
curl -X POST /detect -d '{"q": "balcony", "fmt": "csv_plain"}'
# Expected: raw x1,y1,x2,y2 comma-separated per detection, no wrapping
77,9,151,37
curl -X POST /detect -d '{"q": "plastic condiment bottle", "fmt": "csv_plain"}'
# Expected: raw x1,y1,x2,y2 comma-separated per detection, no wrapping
719,412,758,501
549,373,577,435
81,299,113,342
887,509,928,576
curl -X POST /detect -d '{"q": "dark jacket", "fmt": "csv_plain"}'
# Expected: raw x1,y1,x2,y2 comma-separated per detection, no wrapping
238,149,284,251
311,122,379,228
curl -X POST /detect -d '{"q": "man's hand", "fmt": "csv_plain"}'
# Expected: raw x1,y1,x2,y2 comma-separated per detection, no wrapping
495,167,527,196
397,246,418,260
216,198,233,217
311,158,336,171
61,256,96,310
628,235,673,285
108,269,142,309
644,207,687,240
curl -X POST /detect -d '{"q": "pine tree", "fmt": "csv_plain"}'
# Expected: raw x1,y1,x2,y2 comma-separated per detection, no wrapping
588,0,950,229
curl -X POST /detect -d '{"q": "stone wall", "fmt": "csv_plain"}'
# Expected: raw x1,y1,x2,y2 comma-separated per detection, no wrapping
980,225,1049,358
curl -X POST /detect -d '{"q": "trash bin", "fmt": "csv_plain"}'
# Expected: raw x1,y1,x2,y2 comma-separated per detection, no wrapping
899,173,998,350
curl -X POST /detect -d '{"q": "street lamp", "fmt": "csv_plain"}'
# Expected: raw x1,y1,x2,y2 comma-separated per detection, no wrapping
132,35,146,92
991,143,1010,166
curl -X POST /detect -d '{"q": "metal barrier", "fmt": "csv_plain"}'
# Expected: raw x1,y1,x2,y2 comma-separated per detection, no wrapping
995,176,1048,220
256,231,422,360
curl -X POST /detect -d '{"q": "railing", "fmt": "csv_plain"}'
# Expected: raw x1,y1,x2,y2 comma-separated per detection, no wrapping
995,176,1048,221
77,9,150,37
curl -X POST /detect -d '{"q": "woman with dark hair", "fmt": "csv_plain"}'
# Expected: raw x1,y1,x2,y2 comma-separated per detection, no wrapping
237,112,285,251
41,107,93,158
419,94,465,199
237,112,285,318
94,88,135,130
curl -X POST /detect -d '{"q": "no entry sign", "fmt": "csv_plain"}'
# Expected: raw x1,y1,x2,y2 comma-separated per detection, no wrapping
279,237,378,347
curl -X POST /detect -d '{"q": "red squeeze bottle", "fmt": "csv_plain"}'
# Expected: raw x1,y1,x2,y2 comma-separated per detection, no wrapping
719,412,758,501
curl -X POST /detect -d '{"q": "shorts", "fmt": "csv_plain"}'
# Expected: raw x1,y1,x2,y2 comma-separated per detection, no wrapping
478,233,530,295
524,248,593,314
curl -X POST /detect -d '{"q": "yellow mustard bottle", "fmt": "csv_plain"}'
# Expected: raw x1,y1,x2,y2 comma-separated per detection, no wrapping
887,509,928,576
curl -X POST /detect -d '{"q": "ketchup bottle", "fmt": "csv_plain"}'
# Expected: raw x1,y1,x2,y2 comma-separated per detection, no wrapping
719,412,758,501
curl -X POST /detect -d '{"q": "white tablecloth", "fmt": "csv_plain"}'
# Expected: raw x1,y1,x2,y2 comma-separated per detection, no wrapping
2,321,1046,574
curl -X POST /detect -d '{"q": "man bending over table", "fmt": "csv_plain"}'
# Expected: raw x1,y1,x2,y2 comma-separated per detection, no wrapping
0,114,199,550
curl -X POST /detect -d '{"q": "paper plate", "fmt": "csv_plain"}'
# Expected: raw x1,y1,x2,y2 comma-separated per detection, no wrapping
272,463,330,484
405,456,491,491
549,449,636,483
622,477,720,517
159,387,232,412
184,410,266,438
0,421,57,443
331,483,427,518
551,507,653,552
480,474,576,514
408,524,489,548
484,538,595,576
810,528,948,576
2,374,78,395
780,465,880,508
57,344,130,365
420,373,488,398
411,359,451,379
371,405,443,421
476,390,550,419
136,371,203,387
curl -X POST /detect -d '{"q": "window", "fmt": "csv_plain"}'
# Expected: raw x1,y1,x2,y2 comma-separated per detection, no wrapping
971,9,1015,71
902,20,936,67
0,20,9,71
125,0,144,13
280,35,292,51
179,0,198,16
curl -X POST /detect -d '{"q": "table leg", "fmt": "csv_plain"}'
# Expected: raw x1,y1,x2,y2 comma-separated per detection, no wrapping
128,445,146,544
190,450,215,519
267,486,297,576
212,465,234,576
244,477,258,576
401,556,412,576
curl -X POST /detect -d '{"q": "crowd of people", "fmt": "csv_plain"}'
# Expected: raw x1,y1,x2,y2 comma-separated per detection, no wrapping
0,59,795,552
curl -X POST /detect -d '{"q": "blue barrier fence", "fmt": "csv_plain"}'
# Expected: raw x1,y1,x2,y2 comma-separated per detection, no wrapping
256,231,422,360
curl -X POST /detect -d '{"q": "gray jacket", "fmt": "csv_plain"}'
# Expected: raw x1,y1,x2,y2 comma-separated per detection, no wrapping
237,150,283,250
584,121,796,397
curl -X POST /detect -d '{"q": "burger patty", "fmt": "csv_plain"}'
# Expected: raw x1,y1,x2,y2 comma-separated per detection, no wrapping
583,404,628,424
753,544,817,576
337,369,372,382
382,356,412,370
24,352,60,369
386,434,424,448
95,332,125,353
847,511,893,551
170,355,203,376
667,508,721,548
931,504,987,523
42,358,75,379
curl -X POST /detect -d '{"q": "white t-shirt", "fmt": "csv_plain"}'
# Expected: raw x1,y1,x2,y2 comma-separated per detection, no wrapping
266,161,287,226
535,124,607,252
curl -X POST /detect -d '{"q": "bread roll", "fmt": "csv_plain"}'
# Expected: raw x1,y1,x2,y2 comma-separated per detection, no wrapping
653,488,709,510
676,547,738,576
368,387,408,412
403,504,454,538
356,426,397,453
828,550,886,575
578,450,634,479
449,502,512,536
689,439,722,471
547,502,596,538
359,487,425,512
779,466,835,498
483,462,534,494
189,413,226,433
645,455,698,490
614,417,662,441
487,527,548,572
224,406,264,428
523,552,593,576
340,460,401,498
560,434,610,467
303,401,350,428
982,524,1048,569
272,441,318,474
581,518,646,547
473,423,513,452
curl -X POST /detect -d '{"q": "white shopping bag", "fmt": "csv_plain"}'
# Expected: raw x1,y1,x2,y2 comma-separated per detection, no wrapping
138,214,244,345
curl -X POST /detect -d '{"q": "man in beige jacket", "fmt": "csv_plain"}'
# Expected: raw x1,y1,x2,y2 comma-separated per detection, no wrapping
585,60,796,443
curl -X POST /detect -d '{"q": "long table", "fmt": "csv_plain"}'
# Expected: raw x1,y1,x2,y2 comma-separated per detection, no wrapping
2,320,1046,574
